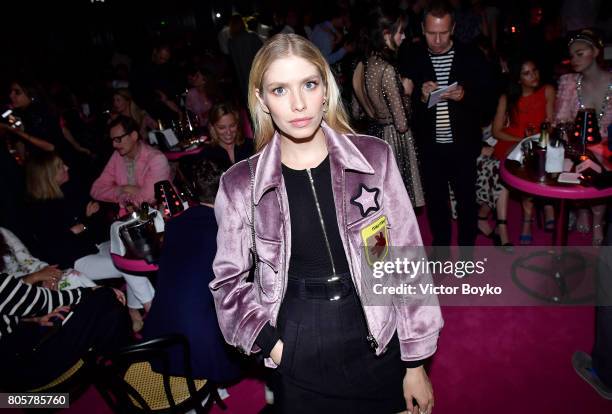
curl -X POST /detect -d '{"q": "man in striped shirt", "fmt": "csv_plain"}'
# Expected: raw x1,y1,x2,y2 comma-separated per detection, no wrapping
399,0,496,248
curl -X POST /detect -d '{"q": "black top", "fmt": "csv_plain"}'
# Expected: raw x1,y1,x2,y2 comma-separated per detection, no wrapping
0,146,26,241
14,102,67,158
26,183,99,268
202,140,254,171
255,156,424,368
281,155,349,277
255,155,349,358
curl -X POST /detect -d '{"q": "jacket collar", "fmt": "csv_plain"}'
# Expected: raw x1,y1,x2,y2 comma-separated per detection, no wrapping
252,121,374,203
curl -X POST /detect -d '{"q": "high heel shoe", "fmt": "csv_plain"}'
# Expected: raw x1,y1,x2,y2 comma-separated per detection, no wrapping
494,219,514,251
478,215,494,238
520,218,534,245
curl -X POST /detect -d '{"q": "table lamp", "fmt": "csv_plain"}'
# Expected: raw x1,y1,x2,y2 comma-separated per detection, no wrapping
574,108,602,147
155,180,185,219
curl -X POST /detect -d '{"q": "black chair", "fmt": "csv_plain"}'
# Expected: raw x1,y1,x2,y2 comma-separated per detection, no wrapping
94,334,226,413
0,354,97,414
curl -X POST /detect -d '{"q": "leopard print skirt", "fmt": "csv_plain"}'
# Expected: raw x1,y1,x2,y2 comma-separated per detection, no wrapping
476,154,504,210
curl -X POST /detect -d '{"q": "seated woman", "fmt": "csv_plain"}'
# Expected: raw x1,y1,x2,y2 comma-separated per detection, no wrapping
478,58,556,245
143,159,241,384
200,102,254,171
25,152,155,332
0,235,130,391
555,29,611,246
1,226,94,290
110,88,158,138
0,79,59,159
185,66,218,127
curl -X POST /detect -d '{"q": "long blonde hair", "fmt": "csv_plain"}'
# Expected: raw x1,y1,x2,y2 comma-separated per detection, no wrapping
25,152,64,200
113,88,148,127
248,34,353,151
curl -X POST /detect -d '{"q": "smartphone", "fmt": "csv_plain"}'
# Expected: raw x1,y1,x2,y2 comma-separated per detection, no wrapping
1,109,22,128
50,309,74,327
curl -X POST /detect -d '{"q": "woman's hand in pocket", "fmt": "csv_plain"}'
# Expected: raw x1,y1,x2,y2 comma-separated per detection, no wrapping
270,339,284,366
403,366,434,414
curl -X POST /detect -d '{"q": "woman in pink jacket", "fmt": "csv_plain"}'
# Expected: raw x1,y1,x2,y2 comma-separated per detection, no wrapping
210,34,443,413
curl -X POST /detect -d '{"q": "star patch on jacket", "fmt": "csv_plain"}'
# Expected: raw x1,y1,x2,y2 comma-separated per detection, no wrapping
350,184,380,217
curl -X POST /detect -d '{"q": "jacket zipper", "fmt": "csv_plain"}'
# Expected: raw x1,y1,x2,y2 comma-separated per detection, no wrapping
277,187,288,323
305,168,337,279
306,168,378,351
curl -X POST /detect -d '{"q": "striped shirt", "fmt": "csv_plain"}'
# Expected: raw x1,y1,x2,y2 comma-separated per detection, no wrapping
429,48,455,144
0,273,89,341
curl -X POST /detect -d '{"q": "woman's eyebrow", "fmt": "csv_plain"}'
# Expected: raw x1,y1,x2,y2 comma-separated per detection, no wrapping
265,74,321,88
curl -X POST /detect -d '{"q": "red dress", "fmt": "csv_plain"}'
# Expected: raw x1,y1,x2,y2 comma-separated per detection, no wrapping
494,87,547,160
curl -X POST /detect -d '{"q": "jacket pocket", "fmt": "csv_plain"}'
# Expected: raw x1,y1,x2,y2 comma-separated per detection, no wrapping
255,236,281,301
277,320,298,375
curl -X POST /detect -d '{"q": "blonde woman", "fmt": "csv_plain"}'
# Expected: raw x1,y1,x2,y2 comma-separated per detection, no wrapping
203,102,254,170
210,34,442,413
110,88,158,137
25,152,154,332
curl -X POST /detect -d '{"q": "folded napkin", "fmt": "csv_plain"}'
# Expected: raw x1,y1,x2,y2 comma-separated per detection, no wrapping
148,129,179,148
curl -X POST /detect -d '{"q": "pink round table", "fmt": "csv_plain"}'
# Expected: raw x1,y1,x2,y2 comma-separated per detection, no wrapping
501,159,612,245
164,145,204,161
501,158,611,303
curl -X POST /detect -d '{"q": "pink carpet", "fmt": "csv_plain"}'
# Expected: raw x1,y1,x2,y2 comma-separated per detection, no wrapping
5,198,610,414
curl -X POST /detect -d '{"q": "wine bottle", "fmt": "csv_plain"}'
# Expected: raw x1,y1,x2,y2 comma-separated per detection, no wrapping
538,122,550,148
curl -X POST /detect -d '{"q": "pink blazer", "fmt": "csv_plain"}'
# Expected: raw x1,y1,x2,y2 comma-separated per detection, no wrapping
90,142,170,209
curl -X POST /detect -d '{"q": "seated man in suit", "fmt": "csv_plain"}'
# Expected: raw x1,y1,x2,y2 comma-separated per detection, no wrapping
91,115,170,214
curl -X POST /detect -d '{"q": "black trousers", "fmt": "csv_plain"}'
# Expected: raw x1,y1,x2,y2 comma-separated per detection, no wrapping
0,288,131,391
421,143,478,246
273,273,406,414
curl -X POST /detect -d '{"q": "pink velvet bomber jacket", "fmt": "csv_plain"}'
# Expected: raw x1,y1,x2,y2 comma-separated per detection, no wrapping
210,122,443,368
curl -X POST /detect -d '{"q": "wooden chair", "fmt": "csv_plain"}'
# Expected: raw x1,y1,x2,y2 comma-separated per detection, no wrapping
94,334,226,413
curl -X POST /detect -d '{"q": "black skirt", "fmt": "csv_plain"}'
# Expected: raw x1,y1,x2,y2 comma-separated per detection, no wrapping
273,273,406,413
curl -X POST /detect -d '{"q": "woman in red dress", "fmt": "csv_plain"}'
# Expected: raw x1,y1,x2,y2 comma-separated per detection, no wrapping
478,59,555,245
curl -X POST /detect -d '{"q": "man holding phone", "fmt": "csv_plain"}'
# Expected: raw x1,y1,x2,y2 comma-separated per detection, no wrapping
399,0,496,248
